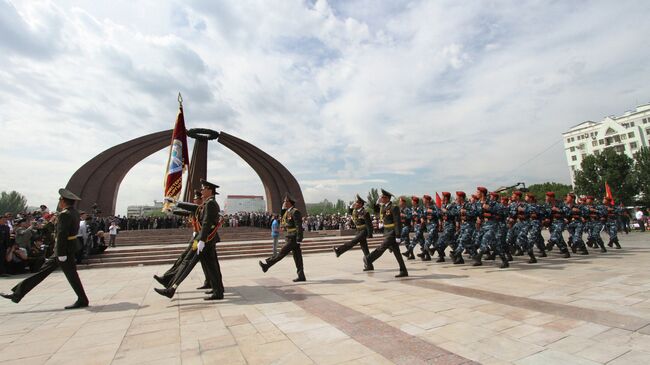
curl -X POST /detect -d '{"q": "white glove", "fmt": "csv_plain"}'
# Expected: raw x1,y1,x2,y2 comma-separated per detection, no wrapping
192,232,197,239
58,256,67,262
376,198,382,205
197,241,205,253
395,238,401,244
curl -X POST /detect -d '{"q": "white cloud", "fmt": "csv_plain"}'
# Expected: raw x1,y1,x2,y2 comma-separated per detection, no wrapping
1,0,650,214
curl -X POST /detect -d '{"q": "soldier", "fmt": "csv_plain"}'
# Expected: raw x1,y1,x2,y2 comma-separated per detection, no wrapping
566,193,589,255
364,189,408,277
451,191,477,265
260,194,306,282
1,188,89,309
544,192,571,258
410,196,429,261
497,195,512,261
472,188,509,268
153,190,208,289
398,197,414,260
525,194,545,262
155,179,225,300
603,197,622,249
333,194,374,271
585,196,607,253
436,192,455,262
513,193,532,261
419,195,439,261
506,191,525,256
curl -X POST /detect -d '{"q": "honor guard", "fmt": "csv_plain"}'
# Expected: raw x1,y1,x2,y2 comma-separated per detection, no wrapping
259,194,306,282
2,188,89,309
364,189,408,277
333,194,374,271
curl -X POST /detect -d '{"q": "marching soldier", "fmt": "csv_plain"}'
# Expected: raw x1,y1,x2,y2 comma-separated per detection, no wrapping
435,192,455,262
473,188,509,268
506,191,524,256
524,193,544,263
603,197,622,249
364,189,408,277
585,196,607,253
398,197,414,259
333,194,374,271
497,195,512,262
155,179,225,300
410,196,428,261
566,193,589,255
543,192,571,258
451,191,477,265
419,195,439,261
260,194,306,282
1,188,89,309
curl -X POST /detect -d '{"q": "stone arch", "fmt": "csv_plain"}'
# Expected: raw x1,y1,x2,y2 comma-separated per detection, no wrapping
66,129,305,215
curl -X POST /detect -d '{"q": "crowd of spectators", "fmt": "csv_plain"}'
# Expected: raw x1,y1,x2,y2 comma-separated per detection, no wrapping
102,215,187,231
221,212,274,229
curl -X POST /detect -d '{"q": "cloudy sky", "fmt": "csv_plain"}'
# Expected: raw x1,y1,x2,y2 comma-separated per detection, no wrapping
1,0,650,214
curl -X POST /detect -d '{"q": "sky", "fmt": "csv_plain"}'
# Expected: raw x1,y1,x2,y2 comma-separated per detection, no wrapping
1,0,650,215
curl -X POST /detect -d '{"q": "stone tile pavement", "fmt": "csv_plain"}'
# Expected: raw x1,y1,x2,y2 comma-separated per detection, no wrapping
1,232,649,364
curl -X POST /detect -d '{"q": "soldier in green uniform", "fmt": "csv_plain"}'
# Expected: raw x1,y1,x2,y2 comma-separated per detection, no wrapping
259,194,306,282
333,194,374,271
364,189,408,278
1,188,89,309
155,179,225,300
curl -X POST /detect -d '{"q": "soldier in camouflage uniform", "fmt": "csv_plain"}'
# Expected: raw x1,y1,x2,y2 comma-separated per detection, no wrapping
421,195,440,262
398,197,414,260
524,194,543,263
470,194,484,258
365,189,408,278
498,195,513,262
410,196,430,261
566,193,589,255
603,197,622,249
472,188,509,268
543,192,571,258
436,192,456,263
585,196,607,253
333,194,374,271
506,191,525,256
451,191,477,265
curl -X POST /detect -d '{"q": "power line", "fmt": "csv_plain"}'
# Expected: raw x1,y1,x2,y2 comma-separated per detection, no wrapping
507,138,563,174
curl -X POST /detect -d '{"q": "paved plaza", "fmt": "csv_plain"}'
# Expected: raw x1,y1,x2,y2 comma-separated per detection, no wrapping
1,232,650,365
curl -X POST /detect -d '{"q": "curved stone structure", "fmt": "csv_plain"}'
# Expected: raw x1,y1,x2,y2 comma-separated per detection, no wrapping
66,129,305,215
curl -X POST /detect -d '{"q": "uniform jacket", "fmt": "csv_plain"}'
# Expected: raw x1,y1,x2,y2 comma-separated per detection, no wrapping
198,196,221,244
55,206,80,257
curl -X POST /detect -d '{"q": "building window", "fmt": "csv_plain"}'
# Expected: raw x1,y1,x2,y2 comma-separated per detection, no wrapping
592,141,598,147
566,138,571,143
571,155,577,161
643,118,648,124
615,145,625,153
628,132,634,138
594,150,600,156
570,146,575,152
630,142,638,149
614,135,621,143
599,139,604,145
631,122,635,127
621,135,627,140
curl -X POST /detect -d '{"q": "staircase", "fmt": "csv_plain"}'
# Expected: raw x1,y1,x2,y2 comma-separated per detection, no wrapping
84,228,383,269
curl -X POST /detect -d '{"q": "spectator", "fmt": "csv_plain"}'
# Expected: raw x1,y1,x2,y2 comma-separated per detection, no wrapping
0,216,9,276
4,242,28,275
636,208,645,232
271,215,279,256
108,221,119,247
14,218,34,250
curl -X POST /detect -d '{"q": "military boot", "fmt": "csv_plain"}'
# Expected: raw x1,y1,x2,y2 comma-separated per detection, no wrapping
613,238,621,249
527,249,537,264
579,246,589,255
436,248,446,262
514,247,524,256
499,254,510,269
506,251,513,261
472,251,484,266
486,250,496,261
560,249,571,258
607,240,613,248
422,250,431,261
453,254,464,264
538,248,547,257
545,241,554,251
597,239,607,253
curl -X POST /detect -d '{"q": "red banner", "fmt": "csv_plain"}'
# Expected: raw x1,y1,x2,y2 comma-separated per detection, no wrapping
605,182,614,205
163,105,190,211
435,192,442,208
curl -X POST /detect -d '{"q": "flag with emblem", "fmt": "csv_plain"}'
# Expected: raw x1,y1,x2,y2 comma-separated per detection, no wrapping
162,94,190,212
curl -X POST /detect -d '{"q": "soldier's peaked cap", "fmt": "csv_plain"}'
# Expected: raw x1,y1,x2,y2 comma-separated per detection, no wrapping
283,193,296,204
58,188,81,201
380,189,394,198
200,179,220,194
193,189,202,199
355,194,366,204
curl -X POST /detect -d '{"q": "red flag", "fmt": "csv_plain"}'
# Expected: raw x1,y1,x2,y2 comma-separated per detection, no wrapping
163,99,190,212
605,182,614,206
435,192,442,208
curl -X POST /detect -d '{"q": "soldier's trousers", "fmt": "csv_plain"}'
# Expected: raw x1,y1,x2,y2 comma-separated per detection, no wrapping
527,221,544,252
367,233,407,274
335,230,372,269
548,221,569,253
199,243,224,296
11,256,88,302
436,223,455,255
606,221,619,242
567,221,587,251
410,226,425,251
454,222,476,257
587,221,605,247
476,221,501,254
400,227,411,248
497,222,508,249
160,238,211,288
425,224,438,251
265,236,304,279
506,222,522,251
516,221,532,250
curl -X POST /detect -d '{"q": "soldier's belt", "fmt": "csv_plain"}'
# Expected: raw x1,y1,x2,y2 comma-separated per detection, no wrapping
67,236,77,240
286,228,297,233
384,224,395,229
355,224,366,229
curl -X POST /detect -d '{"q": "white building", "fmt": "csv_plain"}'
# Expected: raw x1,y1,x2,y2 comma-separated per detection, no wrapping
126,201,164,217
223,195,265,214
563,103,650,184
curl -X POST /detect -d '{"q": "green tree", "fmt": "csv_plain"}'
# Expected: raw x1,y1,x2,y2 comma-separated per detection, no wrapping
574,148,635,204
334,199,347,214
366,188,379,207
0,191,28,215
633,146,650,204
526,182,573,201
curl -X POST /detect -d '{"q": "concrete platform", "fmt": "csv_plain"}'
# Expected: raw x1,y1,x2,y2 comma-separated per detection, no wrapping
1,232,649,364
